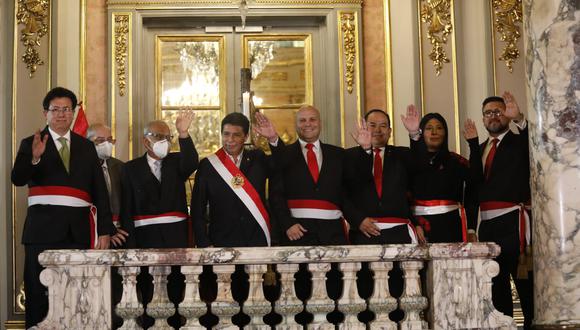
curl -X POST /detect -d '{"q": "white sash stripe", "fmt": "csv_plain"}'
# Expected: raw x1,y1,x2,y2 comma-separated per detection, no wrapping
412,204,459,216
374,223,418,244
134,215,186,228
481,205,530,245
207,154,271,246
289,208,343,220
28,195,91,208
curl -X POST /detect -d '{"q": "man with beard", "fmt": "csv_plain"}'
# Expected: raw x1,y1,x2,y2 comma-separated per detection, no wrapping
470,92,533,329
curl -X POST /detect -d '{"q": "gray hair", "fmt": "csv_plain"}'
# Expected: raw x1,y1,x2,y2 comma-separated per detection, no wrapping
143,120,169,136
87,123,110,141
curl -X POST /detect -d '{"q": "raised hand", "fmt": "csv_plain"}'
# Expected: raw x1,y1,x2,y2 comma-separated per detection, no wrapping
463,119,478,140
32,129,49,162
502,91,522,121
350,119,371,150
401,104,421,133
176,111,195,138
253,112,278,143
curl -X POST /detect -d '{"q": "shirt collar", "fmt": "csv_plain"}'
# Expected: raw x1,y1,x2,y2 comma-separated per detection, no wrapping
146,153,160,168
48,127,71,142
298,138,321,150
488,129,509,145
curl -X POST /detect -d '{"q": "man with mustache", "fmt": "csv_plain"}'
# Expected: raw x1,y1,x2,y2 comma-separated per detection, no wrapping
471,92,533,329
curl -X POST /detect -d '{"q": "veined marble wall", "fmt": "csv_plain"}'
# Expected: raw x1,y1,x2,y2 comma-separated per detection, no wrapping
524,0,580,327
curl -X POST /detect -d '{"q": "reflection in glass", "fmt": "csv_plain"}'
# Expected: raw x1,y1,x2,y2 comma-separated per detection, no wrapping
161,110,221,158
248,39,308,106
160,40,221,107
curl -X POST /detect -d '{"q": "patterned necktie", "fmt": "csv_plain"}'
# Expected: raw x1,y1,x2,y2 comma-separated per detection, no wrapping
305,143,319,183
153,160,162,182
484,138,498,180
57,137,70,172
373,148,383,198
102,163,112,197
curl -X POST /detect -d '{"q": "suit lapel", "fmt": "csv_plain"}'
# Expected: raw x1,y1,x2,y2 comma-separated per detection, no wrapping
318,143,329,182
68,133,82,176
293,141,317,185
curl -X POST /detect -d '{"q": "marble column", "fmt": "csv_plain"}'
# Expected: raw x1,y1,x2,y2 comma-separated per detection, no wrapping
523,0,580,327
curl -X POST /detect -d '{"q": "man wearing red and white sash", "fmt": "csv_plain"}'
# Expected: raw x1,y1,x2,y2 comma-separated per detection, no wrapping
12,87,114,328
191,112,276,248
119,113,198,328
344,109,420,323
470,92,533,329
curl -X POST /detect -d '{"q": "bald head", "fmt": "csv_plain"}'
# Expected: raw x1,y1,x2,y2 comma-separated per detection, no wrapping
296,105,321,142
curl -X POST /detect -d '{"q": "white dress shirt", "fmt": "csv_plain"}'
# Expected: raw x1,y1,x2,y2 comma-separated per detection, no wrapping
48,127,71,151
146,153,162,182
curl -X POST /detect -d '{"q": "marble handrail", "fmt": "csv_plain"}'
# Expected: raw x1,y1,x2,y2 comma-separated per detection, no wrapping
32,243,517,330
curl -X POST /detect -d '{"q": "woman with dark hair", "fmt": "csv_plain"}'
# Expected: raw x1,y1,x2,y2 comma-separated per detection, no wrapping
401,105,482,243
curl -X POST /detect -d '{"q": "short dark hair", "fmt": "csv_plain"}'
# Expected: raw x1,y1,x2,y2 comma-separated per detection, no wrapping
43,87,78,111
364,109,391,127
221,112,250,135
482,96,505,110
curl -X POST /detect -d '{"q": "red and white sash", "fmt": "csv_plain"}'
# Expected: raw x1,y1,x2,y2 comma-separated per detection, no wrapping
207,148,271,246
412,199,467,242
287,199,343,219
132,211,188,228
374,217,418,244
28,186,98,248
480,201,531,253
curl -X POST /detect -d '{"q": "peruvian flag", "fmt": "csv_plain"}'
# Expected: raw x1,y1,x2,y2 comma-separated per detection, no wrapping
72,101,89,137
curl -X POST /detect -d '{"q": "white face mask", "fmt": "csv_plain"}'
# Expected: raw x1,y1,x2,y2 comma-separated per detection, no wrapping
150,139,169,159
95,141,113,160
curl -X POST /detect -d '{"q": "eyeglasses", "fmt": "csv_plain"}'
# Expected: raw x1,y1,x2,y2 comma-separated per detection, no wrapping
94,137,116,144
483,110,503,118
145,132,173,141
47,106,75,114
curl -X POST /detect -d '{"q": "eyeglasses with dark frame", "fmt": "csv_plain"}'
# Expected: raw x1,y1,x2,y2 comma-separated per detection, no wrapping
47,106,75,114
483,109,503,118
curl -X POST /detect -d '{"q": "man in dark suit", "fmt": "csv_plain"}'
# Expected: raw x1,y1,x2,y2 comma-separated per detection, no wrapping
344,109,421,323
191,113,279,328
191,112,276,248
11,87,114,328
119,113,198,328
269,105,352,246
470,92,533,329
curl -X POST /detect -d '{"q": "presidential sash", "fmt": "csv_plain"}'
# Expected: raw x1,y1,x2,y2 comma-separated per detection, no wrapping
207,148,271,246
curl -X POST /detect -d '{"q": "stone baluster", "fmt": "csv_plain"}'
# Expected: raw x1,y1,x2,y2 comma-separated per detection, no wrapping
147,266,175,330
211,265,240,329
275,263,303,330
178,265,206,330
243,264,271,329
306,263,334,330
368,261,398,330
399,261,428,330
116,266,144,330
337,262,366,330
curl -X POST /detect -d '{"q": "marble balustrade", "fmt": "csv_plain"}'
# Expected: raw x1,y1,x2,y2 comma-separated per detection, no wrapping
30,243,516,330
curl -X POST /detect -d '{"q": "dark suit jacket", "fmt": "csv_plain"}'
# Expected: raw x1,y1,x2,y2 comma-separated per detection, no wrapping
105,157,124,219
343,145,416,244
269,141,352,245
120,137,198,248
191,148,274,248
467,126,531,231
12,127,114,246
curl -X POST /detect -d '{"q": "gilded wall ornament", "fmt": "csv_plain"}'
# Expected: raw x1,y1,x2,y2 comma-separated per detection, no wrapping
16,0,50,78
340,13,356,94
114,14,130,96
492,0,522,72
420,0,452,76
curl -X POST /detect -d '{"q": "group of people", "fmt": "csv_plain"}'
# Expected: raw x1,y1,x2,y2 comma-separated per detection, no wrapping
13,86,533,329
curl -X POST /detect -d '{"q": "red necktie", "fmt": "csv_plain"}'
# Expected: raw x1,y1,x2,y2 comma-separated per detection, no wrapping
484,138,498,180
373,148,383,198
306,143,319,183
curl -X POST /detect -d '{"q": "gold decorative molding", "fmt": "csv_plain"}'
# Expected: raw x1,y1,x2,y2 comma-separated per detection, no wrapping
420,0,452,76
340,12,356,94
492,0,522,73
107,0,362,7
114,14,129,96
16,0,50,77
16,281,26,311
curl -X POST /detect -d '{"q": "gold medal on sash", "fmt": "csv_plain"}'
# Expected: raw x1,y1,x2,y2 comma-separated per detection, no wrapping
231,174,245,188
